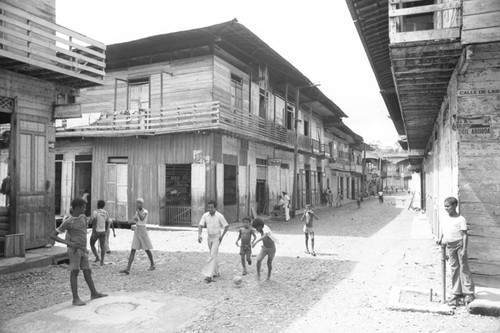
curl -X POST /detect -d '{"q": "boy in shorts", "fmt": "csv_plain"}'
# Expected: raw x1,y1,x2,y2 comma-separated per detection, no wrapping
252,218,278,281
50,198,107,306
301,204,319,256
235,216,257,275
90,200,112,266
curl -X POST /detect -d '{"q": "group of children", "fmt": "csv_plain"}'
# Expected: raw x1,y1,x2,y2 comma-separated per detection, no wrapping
51,194,474,308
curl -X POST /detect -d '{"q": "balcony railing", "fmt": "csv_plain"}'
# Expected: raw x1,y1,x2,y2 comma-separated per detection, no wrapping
389,0,461,44
0,2,105,88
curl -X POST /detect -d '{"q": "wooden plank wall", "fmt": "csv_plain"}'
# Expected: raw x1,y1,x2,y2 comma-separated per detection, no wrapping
0,69,56,249
4,0,55,22
79,55,214,115
455,42,500,281
462,0,500,44
91,132,216,225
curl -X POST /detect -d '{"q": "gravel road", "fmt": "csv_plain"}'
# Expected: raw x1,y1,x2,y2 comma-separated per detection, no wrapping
1,194,499,332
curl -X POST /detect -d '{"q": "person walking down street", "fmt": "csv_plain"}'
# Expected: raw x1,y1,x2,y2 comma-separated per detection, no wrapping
89,200,112,266
437,196,475,305
327,187,333,207
378,190,384,204
301,204,319,256
50,198,107,306
337,191,342,207
252,218,278,281
321,190,327,206
119,198,155,274
356,194,361,209
235,216,257,276
198,200,229,283
282,191,291,222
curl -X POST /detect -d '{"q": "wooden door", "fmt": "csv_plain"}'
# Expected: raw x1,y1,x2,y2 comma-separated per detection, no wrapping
13,114,52,249
106,164,128,222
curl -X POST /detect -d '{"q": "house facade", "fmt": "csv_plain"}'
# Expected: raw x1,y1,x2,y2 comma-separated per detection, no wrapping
0,0,105,253
55,21,368,226
347,0,500,286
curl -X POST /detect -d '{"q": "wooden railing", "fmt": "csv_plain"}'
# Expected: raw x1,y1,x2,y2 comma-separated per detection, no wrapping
0,2,105,87
389,0,461,44
56,101,329,156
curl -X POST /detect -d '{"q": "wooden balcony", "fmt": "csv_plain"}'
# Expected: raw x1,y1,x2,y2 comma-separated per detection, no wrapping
0,2,105,88
389,0,461,44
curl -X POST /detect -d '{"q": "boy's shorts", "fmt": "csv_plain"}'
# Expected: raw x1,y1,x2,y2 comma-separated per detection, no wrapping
303,225,314,234
257,245,276,261
68,248,90,270
240,245,252,255
90,231,106,243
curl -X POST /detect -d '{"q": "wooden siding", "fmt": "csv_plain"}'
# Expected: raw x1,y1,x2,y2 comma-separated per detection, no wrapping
91,133,216,225
462,0,500,45
0,68,56,249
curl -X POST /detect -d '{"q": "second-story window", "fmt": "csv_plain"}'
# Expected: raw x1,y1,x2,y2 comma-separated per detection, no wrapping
230,74,243,111
259,88,268,119
128,78,150,111
286,105,294,130
304,117,309,137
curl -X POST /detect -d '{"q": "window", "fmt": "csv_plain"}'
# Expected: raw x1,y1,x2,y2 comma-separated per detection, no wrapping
108,157,128,164
128,78,149,111
304,117,309,137
230,74,243,111
256,158,267,166
224,165,237,206
259,88,268,119
286,105,294,130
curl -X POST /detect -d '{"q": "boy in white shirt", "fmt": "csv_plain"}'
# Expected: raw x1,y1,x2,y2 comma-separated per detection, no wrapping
437,197,475,305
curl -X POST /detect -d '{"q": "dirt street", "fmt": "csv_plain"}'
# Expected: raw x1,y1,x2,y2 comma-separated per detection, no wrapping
1,194,499,332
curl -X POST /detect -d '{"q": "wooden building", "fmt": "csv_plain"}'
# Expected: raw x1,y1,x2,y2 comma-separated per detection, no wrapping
347,0,500,287
55,20,369,227
0,0,105,253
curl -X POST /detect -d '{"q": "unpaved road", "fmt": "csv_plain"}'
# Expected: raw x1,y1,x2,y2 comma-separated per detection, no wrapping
1,194,499,332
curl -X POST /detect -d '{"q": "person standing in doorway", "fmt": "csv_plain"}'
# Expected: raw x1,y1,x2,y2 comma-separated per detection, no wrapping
282,191,291,222
326,187,333,207
197,200,229,283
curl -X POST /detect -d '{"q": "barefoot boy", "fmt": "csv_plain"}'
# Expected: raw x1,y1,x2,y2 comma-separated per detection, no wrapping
301,204,319,256
235,216,257,275
437,196,475,305
89,200,111,266
252,218,278,281
50,198,107,306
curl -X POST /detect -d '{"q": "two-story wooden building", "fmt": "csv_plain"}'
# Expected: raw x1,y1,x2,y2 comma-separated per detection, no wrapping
55,20,369,226
347,0,500,286
0,0,105,253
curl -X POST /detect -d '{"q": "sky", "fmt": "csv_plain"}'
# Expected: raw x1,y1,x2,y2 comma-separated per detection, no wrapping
56,0,400,147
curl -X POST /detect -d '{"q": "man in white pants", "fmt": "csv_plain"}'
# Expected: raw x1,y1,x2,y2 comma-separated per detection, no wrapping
282,191,291,222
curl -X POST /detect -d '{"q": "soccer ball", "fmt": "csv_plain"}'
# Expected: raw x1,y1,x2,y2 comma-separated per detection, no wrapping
233,275,243,286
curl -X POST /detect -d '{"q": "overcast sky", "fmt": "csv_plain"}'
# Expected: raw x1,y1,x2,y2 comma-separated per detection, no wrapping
56,0,400,146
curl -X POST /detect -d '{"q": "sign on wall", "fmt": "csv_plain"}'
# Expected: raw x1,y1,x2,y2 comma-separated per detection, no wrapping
53,104,82,119
456,116,492,135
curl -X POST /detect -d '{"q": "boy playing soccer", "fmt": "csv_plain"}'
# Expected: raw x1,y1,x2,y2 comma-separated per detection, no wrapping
437,196,475,305
301,204,319,256
50,198,107,306
235,216,257,275
252,218,278,281
89,200,113,266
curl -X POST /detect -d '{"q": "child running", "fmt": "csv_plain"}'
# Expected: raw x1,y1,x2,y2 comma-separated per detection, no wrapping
119,198,155,274
89,200,112,266
235,216,257,275
301,204,319,256
50,198,107,306
252,218,278,281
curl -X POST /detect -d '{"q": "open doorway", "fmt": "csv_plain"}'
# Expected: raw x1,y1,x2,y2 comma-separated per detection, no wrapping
74,155,92,216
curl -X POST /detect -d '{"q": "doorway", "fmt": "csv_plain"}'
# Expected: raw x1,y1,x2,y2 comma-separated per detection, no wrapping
256,179,266,214
165,164,191,225
74,155,92,216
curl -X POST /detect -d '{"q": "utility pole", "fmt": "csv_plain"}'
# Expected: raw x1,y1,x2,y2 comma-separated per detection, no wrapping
292,83,320,211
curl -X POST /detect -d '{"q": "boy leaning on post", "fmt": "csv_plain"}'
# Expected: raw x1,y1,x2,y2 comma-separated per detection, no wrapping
437,196,475,306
